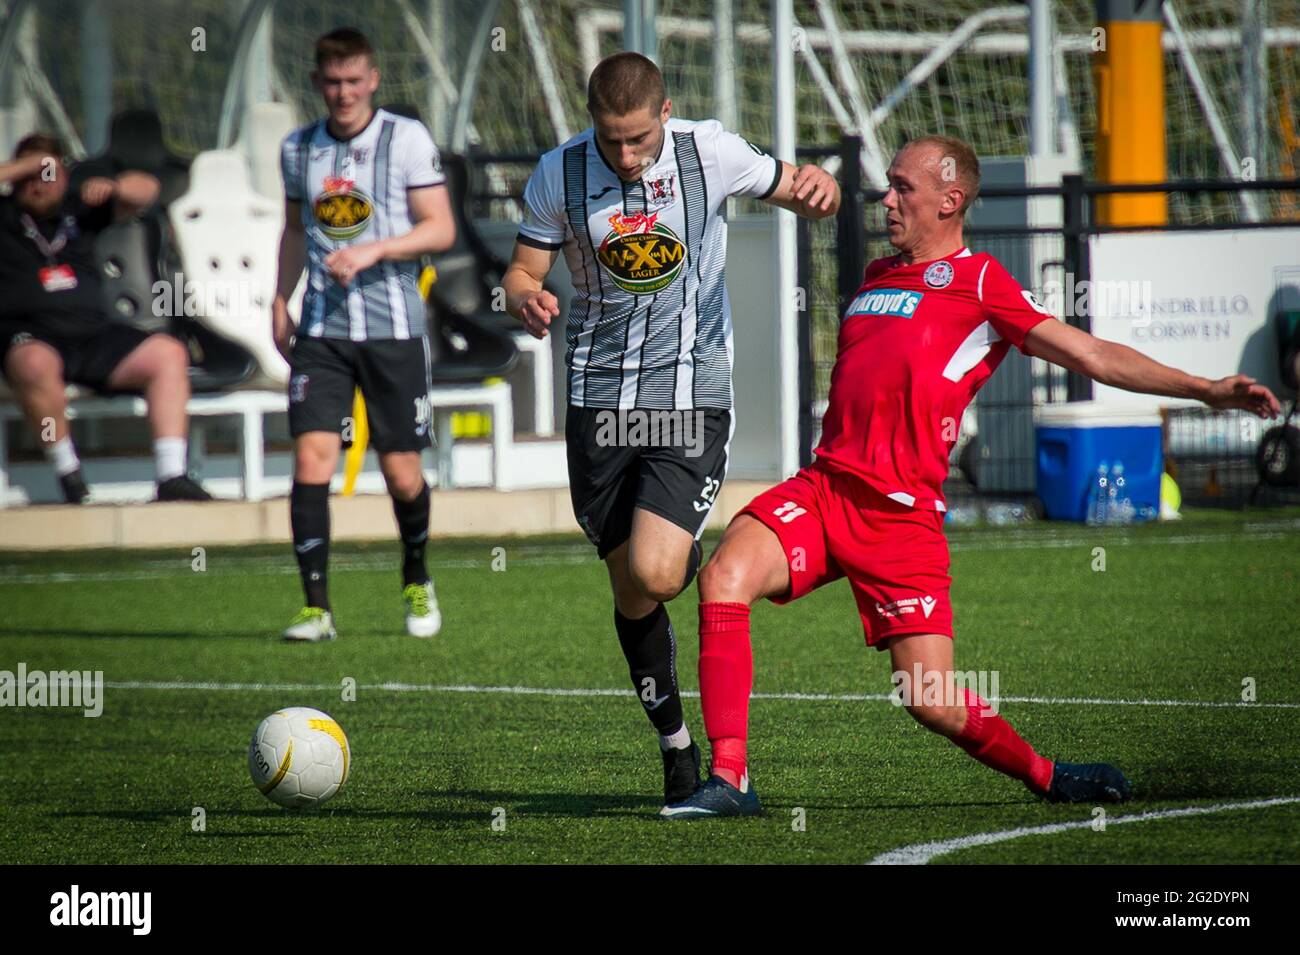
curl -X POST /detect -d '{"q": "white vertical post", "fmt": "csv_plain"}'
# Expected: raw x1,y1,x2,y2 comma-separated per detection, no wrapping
427,0,447,142
1242,0,1267,174
241,408,265,502
713,0,737,130
1028,0,1054,157
642,0,658,63
623,0,642,53
80,0,112,154
0,406,10,507
246,2,273,109
772,0,798,478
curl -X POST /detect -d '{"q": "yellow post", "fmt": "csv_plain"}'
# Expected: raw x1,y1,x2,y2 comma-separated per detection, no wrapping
341,389,369,496
1093,0,1167,226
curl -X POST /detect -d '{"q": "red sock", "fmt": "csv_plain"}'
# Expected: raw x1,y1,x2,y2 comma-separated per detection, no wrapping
952,689,1054,794
698,601,752,787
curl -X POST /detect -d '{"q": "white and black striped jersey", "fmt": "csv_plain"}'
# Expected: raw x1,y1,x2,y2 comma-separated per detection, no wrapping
518,117,781,410
280,108,445,341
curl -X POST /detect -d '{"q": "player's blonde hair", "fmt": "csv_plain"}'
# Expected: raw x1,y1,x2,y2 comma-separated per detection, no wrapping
900,135,981,215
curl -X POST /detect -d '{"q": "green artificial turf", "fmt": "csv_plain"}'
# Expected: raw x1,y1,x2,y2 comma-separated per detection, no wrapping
1,509,1297,864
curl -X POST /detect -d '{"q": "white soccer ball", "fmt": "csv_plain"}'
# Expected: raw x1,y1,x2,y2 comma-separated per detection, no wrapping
248,707,350,808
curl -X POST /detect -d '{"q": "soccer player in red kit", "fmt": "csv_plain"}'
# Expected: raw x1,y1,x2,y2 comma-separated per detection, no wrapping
662,135,1282,818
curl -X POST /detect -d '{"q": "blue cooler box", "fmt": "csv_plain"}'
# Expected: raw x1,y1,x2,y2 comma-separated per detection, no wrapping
1035,402,1163,522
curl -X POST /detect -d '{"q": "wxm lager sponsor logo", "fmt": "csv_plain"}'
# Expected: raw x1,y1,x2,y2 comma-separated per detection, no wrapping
313,175,373,241
597,212,686,294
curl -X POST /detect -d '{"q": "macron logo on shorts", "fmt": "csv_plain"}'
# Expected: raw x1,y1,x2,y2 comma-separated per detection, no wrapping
875,594,938,620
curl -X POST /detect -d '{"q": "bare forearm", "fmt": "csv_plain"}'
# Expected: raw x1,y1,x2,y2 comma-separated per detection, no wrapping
276,227,306,302
114,171,159,209
1088,340,1212,402
0,154,45,184
776,185,841,219
503,265,544,319
374,217,455,262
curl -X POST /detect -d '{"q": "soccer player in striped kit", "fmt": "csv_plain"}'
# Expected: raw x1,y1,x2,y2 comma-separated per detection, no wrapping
272,28,456,642
503,52,840,804
663,135,1281,818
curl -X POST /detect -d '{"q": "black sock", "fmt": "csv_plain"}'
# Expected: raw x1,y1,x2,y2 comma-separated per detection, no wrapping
291,481,331,611
614,603,685,738
392,482,430,587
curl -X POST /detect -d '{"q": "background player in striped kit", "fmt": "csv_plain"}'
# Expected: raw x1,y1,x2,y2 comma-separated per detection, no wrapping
503,52,840,805
272,28,456,642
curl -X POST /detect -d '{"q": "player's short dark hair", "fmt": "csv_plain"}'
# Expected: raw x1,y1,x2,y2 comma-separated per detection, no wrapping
901,135,981,215
13,132,64,161
315,27,375,69
587,51,666,118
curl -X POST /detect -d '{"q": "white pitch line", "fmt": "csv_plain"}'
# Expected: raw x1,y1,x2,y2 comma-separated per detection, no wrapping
868,795,1300,865
98,681,1300,708
0,525,1291,585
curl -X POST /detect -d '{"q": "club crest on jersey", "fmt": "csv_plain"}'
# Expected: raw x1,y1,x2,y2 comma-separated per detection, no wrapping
313,175,374,241
645,173,676,210
924,261,955,288
846,287,924,319
596,211,686,294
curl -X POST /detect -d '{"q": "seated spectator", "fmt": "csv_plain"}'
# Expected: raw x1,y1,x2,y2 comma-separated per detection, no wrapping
0,133,210,503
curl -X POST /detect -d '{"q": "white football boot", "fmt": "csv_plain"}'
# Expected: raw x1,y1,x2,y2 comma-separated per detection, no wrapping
403,581,442,638
281,607,337,642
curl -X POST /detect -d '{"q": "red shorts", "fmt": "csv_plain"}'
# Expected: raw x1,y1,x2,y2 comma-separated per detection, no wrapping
739,464,953,649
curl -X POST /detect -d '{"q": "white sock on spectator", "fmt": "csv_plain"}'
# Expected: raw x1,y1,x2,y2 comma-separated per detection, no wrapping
154,437,187,481
44,436,80,477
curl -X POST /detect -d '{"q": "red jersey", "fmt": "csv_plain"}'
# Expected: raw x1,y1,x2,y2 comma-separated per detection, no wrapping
813,247,1053,511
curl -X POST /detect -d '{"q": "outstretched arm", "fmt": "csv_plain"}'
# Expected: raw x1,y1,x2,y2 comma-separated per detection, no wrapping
1023,319,1281,417
761,161,841,219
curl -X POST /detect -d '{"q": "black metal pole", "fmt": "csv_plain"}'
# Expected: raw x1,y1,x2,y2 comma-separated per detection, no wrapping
836,135,866,318
1062,173,1093,401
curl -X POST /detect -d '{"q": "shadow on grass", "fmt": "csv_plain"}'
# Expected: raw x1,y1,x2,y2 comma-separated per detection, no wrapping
55,791,660,823
0,627,270,640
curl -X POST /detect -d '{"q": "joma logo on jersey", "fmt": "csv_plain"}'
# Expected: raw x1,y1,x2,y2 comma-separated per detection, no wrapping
597,212,686,293
847,288,924,319
313,177,374,241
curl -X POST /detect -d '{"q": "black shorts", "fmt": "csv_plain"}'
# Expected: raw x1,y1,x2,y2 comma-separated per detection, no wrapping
566,406,732,559
1,317,153,394
288,337,433,452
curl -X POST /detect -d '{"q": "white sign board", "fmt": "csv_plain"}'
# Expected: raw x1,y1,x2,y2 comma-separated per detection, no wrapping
1086,228,1300,411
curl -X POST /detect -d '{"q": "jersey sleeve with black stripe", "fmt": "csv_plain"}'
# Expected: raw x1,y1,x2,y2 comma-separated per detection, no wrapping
517,154,567,250
279,126,311,202
396,120,447,190
708,122,782,199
